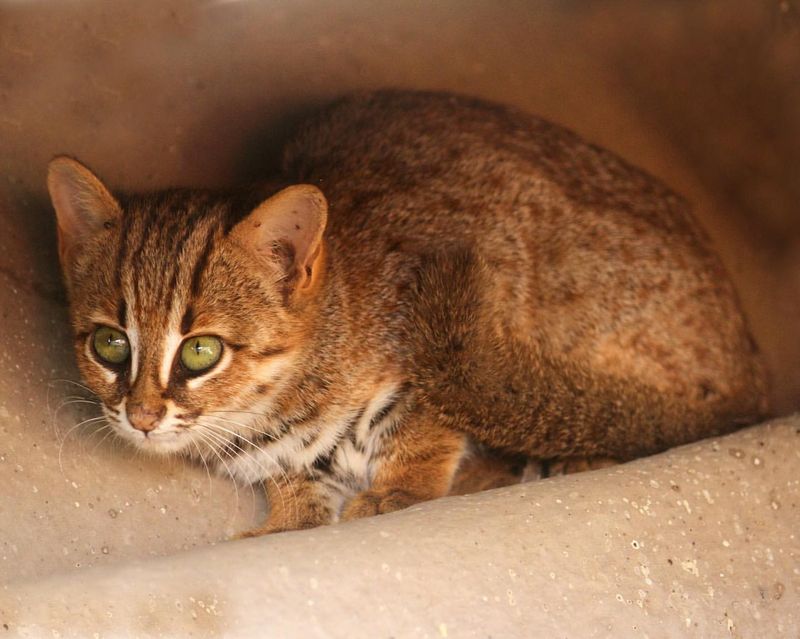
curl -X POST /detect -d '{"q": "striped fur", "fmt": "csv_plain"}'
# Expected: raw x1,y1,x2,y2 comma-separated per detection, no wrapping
49,91,768,535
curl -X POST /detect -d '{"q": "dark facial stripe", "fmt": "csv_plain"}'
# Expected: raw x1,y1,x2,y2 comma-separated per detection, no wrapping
312,449,334,473
221,435,247,459
152,202,193,301
174,410,200,421
130,201,159,274
165,194,215,298
297,373,330,395
160,388,175,400
259,346,289,358
347,405,368,453
252,426,288,446
284,402,322,427
180,305,194,334
117,299,127,328
368,394,401,432
190,227,217,298
168,195,207,263
113,206,133,290
125,200,161,313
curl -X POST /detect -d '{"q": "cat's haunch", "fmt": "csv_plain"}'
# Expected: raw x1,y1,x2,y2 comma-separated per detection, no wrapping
48,90,767,536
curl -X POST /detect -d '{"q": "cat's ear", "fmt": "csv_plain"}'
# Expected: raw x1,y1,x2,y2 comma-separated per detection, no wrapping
47,156,121,268
231,184,328,300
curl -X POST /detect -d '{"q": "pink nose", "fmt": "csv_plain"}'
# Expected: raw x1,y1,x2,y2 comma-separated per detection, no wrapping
127,402,166,432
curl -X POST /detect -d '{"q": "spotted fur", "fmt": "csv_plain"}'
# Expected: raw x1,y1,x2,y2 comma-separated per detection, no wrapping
48,90,768,535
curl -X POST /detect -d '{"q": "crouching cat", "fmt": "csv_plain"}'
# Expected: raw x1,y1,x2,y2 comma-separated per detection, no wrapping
47,90,767,536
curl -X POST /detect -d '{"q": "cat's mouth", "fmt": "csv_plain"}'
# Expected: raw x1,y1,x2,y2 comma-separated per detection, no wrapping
112,419,194,455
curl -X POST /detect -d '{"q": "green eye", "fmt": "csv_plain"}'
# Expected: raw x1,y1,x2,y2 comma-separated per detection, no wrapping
93,326,130,365
180,335,223,372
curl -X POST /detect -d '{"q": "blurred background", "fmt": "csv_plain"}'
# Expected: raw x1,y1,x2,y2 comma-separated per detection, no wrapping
0,0,798,579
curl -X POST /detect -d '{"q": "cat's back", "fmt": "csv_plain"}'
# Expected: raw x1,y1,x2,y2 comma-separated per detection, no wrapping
282,91,713,288
282,90,697,242
283,90,766,410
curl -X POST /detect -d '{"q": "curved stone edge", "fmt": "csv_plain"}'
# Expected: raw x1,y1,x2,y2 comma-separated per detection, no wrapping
1,417,798,638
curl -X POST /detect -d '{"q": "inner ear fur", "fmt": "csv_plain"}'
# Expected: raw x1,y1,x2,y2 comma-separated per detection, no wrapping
47,156,121,268
231,184,328,299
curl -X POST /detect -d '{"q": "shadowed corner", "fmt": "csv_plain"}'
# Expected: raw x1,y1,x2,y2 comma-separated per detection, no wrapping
0,184,68,307
229,98,330,186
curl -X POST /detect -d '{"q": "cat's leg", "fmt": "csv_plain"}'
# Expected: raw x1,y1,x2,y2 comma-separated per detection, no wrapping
237,473,341,537
340,412,467,521
448,447,529,495
545,456,618,476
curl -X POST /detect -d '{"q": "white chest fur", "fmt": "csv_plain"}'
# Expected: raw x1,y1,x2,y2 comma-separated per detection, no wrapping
224,383,403,487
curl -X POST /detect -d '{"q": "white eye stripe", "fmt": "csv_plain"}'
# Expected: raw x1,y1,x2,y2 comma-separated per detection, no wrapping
84,339,118,383
127,322,141,384
160,329,183,388
186,347,233,390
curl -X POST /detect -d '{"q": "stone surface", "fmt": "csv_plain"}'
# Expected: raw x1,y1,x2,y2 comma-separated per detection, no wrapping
2,418,799,637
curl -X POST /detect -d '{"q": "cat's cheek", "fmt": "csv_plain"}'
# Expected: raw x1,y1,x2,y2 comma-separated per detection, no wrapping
75,353,127,407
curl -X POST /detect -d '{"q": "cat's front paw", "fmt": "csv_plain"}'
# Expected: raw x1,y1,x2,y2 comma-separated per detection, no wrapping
340,488,421,521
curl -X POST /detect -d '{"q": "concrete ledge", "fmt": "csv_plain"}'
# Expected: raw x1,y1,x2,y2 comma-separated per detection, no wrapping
3,417,798,638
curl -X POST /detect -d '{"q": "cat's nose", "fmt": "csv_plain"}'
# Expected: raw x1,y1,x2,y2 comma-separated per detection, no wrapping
127,402,166,433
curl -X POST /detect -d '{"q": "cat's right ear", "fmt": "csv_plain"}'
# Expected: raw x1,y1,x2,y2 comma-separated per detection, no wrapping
47,156,121,269
231,184,328,303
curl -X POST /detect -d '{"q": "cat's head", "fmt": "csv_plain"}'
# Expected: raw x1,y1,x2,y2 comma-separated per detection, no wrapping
47,156,328,456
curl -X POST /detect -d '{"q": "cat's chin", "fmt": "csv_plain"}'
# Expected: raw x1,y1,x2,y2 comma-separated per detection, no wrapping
115,426,193,456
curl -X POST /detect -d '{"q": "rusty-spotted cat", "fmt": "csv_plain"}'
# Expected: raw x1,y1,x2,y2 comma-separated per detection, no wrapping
47,90,767,535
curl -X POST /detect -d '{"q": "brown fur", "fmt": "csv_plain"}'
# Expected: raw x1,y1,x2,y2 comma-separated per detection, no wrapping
48,90,768,535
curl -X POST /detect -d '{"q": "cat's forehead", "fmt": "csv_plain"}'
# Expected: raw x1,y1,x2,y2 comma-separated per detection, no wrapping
72,190,262,328
115,192,223,319
120,189,228,247
68,187,288,355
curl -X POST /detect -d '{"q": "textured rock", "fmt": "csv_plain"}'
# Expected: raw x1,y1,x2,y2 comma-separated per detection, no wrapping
2,418,798,637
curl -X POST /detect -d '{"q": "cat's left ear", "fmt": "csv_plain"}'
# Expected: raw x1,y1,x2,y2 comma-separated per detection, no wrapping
47,156,121,269
231,184,328,300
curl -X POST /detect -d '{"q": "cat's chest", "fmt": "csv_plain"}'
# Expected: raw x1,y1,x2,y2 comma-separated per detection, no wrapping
225,382,405,487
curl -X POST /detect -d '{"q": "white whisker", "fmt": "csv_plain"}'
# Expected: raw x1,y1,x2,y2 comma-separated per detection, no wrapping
199,416,294,490
194,424,261,516
194,428,241,523
90,424,115,454
196,421,292,524
58,415,107,474
189,438,214,497
203,412,280,439
48,378,98,395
